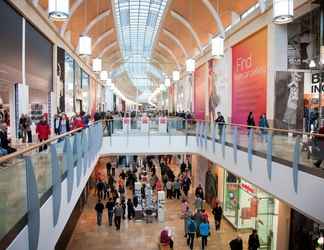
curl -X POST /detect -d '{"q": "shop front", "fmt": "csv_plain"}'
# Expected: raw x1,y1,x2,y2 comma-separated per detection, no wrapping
223,171,277,250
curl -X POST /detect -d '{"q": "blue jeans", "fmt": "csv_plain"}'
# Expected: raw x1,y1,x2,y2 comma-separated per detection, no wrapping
108,211,113,226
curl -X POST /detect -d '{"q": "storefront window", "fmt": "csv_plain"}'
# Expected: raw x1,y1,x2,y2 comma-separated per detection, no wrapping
26,21,53,125
64,52,74,115
223,171,277,250
0,1,22,126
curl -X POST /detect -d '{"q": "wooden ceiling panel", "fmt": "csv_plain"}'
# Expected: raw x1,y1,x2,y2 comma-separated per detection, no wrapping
162,12,197,58
158,32,185,64
88,16,115,42
210,0,258,16
170,0,217,45
93,33,117,56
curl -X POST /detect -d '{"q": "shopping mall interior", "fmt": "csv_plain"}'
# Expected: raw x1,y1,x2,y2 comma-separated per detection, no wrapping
0,0,324,249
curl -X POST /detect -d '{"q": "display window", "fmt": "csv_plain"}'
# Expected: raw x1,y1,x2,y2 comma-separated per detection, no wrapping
223,171,277,250
64,53,74,115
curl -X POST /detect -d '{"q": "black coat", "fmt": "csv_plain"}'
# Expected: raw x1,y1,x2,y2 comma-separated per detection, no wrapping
230,238,243,250
248,234,260,250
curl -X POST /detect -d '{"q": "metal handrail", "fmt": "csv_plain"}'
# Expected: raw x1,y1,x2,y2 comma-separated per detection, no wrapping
0,121,101,163
106,117,324,138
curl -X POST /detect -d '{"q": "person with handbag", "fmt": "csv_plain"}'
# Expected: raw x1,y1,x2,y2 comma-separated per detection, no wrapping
199,218,210,250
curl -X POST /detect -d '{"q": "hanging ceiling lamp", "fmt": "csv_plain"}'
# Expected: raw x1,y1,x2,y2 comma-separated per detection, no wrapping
92,58,102,72
100,70,108,81
48,0,69,20
186,59,195,73
79,0,91,56
172,71,180,81
212,36,224,58
165,78,171,87
273,0,294,24
79,36,92,56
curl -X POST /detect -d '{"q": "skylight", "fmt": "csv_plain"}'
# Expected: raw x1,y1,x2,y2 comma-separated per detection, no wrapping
113,0,168,93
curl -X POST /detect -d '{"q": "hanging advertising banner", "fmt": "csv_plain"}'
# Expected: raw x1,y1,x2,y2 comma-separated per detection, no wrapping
274,71,304,130
90,78,97,116
194,63,208,120
232,28,267,125
287,8,320,70
208,59,218,121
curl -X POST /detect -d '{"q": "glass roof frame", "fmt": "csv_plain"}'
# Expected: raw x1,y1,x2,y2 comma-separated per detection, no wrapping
113,0,168,93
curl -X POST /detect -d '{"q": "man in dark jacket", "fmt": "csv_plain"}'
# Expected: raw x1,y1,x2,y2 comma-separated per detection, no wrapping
230,235,243,250
215,112,225,138
94,200,105,226
0,123,16,154
106,198,115,226
248,229,260,250
212,203,223,230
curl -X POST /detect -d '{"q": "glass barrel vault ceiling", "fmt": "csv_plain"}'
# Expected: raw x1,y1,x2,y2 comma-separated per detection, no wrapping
113,0,167,95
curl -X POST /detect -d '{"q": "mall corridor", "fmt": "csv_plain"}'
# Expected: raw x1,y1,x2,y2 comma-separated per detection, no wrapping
67,158,249,250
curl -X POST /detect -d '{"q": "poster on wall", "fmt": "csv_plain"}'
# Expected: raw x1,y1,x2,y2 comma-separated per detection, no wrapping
274,71,304,130
194,63,208,120
232,28,267,125
287,8,320,70
90,78,97,116
208,59,219,121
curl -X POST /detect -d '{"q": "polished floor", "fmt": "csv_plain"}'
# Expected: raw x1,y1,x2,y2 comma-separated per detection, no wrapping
67,160,250,250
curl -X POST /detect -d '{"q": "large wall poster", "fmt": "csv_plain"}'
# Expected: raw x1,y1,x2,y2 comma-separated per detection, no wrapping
287,8,320,70
90,77,97,116
208,59,219,122
232,28,267,125
274,71,304,130
194,63,208,120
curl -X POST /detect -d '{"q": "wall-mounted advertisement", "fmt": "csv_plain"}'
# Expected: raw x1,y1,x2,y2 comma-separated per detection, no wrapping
287,8,320,70
232,28,267,125
274,71,304,130
208,59,219,121
194,63,208,120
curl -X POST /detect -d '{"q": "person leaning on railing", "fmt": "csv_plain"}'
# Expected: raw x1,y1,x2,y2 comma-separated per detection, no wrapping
0,122,16,155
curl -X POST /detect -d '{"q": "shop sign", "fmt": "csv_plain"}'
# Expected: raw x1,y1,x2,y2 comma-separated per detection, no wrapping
240,182,256,195
311,72,324,94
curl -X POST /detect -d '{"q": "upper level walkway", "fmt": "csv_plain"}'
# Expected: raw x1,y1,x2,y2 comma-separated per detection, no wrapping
1,118,324,250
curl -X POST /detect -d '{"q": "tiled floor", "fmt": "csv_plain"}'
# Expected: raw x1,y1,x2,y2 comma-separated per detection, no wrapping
67,159,250,250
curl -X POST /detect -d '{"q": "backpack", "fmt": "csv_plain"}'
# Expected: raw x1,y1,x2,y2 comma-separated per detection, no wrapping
188,220,196,233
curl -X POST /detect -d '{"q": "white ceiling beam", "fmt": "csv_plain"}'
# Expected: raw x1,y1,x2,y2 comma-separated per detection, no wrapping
163,29,188,58
93,28,114,50
171,10,202,52
159,42,180,70
201,0,225,37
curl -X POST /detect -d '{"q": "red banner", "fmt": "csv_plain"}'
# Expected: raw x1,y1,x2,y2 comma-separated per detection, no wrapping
232,28,267,125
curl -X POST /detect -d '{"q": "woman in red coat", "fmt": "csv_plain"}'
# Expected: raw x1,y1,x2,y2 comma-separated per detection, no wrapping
36,116,51,151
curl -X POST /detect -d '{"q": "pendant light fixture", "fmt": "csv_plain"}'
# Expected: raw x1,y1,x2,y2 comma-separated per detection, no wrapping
79,0,92,55
273,0,294,24
186,59,195,73
172,71,180,81
48,0,69,20
212,36,224,58
100,70,108,81
92,58,102,72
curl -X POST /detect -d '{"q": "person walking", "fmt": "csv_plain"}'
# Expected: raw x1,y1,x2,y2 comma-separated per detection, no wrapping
94,200,104,226
36,116,51,151
195,184,204,199
258,113,269,142
199,219,210,250
247,112,256,129
194,196,203,211
182,175,191,196
215,111,225,138
127,198,135,220
186,216,196,250
248,229,260,250
212,203,223,231
173,179,181,199
114,203,123,230
106,198,115,226
166,179,173,199
96,180,105,200
106,162,112,177
230,235,243,250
